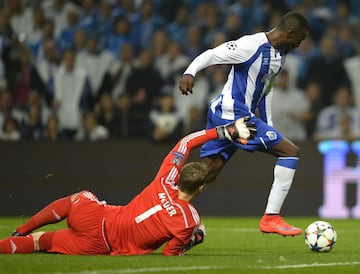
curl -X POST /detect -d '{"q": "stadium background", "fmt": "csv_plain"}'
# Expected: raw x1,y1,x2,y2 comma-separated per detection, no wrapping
0,140,358,216
0,1,359,217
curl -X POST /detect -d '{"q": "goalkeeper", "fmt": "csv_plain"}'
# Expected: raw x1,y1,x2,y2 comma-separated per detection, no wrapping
0,118,256,256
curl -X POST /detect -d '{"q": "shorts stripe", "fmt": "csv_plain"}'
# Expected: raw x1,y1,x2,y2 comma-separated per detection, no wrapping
101,218,111,252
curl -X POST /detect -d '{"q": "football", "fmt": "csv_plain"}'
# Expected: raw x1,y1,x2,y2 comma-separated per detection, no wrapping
304,220,337,252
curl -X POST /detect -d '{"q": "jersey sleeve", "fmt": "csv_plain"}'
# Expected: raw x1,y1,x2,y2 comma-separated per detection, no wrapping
183,34,263,77
161,204,201,256
153,128,218,187
161,226,195,256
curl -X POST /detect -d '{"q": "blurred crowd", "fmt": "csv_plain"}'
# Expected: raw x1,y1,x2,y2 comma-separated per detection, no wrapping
0,0,360,143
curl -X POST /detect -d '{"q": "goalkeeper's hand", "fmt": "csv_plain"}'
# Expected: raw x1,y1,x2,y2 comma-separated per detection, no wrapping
184,223,206,252
216,116,257,144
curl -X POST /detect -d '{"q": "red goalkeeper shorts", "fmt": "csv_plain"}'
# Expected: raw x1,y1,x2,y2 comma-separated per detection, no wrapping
47,191,112,255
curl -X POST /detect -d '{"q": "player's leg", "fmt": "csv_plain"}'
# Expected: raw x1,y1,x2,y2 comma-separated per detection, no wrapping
259,136,302,236
201,155,225,184
48,191,111,254
200,109,237,183
230,117,301,236
0,234,36,254
263,136,299,214
0,231,55,254
33,231,52,251
12,194,73,236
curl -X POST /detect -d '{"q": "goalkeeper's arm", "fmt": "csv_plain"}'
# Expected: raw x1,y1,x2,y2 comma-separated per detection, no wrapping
185,223,206,250
162,223,206,256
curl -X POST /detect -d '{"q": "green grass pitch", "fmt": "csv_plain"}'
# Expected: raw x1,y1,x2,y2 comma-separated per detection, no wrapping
1,216,360,274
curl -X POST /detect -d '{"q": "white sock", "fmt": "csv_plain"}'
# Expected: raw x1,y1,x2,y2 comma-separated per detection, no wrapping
265,164,296,214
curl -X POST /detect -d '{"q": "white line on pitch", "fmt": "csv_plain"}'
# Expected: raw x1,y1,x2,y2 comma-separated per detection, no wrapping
57,261,360,274
260,261,360,269
57,265,226,274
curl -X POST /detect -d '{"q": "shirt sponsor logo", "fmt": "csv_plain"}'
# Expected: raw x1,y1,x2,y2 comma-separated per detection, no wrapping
260,70,277,97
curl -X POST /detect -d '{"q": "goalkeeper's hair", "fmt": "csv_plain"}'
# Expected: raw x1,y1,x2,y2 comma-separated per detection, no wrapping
178,162,208,194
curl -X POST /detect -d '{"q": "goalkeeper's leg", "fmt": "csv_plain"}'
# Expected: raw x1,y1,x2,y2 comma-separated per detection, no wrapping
0,231,55,254
12,195,72,236
0,235,36,253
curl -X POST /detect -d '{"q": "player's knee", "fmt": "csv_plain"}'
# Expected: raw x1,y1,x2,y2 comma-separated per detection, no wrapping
287,144,300,157
275,139,300,158
37,231,55,252
31,231,46,251
70,191,88,203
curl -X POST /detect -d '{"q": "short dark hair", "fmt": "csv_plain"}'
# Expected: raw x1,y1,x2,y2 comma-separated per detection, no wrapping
178,162,208,194
278,11,310,33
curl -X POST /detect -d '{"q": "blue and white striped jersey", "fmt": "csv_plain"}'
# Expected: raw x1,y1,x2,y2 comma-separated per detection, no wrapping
183,32,285,126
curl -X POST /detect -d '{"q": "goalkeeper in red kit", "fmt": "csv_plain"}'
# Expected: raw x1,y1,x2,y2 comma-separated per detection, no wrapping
0,118,256,256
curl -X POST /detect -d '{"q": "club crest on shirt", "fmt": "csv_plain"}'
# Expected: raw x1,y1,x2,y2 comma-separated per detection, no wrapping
172,156,181,166
172,151,184,166
266,131,277,140
226,41,237,50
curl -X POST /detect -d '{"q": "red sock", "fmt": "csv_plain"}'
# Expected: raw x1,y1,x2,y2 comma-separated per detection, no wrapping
0,235,35,254
16,195,72,235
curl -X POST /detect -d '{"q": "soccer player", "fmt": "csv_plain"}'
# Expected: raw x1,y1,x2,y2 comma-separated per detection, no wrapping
0,118,256,255
179,11,309,236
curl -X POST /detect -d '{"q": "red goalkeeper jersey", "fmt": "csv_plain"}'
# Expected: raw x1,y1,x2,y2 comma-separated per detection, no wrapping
103,128,218,256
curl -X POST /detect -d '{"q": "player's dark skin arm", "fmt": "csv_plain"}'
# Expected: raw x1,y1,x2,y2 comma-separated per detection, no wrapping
179,74,194,95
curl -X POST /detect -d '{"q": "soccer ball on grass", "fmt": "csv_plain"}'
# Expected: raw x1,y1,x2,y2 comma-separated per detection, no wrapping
304,220,337,252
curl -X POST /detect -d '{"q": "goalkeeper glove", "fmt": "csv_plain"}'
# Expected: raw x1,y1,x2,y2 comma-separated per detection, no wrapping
216,116,257,144
184,223,206,251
